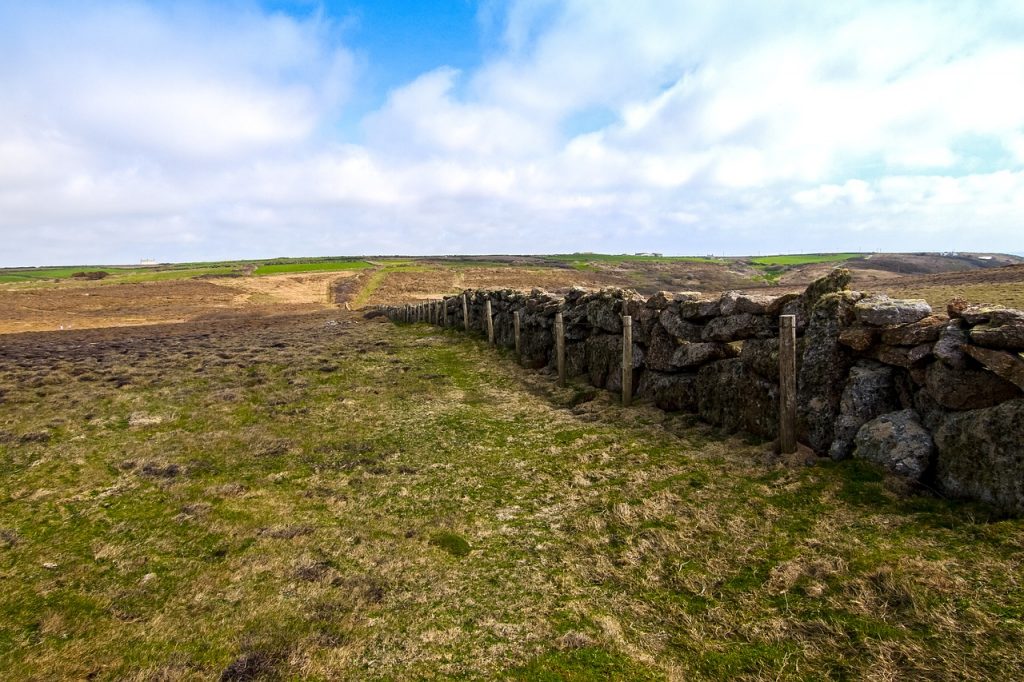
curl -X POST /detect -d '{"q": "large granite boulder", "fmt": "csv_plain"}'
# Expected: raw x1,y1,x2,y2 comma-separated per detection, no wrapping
636,371,699,412
854,296,932,326
925,361,1023,410
696,358,779,438
853,409,934,480
830,361,899,460
933,399,1024,514
798,292,857,454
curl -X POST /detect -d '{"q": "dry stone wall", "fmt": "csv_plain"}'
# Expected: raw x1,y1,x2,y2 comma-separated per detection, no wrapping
383,270,1024,514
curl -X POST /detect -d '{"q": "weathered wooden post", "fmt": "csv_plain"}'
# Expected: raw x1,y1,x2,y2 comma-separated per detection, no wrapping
555,311,566,387
513,310,522,362
462,294,470,332
779,314,797,454
485,299,495,345
440,299,447,327
622,315,633,407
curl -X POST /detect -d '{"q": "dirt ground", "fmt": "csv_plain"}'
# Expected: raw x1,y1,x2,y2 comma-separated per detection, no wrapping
0,273,350,334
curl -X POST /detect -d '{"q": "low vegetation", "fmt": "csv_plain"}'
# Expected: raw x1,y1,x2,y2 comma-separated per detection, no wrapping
253,260,372,276
1,313,1022,679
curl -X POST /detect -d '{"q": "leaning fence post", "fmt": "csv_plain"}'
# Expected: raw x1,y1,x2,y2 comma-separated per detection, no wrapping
622,315,633,407
779,314,797,454
462,294,470,332
555,311,566,387
485,300,495,345
513,310,522,362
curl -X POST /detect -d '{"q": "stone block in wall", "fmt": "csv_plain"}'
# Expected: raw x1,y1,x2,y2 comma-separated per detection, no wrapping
644,290,700,310
566,341,587,378
798,291,858,454
798,268,853,320
696,358,779,438
646,324,680,372
933,399,1024,514
838,326,876,351
864,343,932,369
739,338,790,380
933,320,970,369
719,291,789,316
586,297,623,334
852,409,934,481
636,371,699,412
958,305,1024,326
701,314,774,342
961,345,1024,391
879,315,949,346
925,360,1023,410
679,297,721,320
829,361,898,460
658,309,703,342
671,342,736,368
968,309,1024,350
854,296,932,326
521,328,553,369
585,335,621,389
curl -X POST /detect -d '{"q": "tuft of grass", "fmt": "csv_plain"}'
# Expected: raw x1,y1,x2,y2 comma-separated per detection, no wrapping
429,531,472,558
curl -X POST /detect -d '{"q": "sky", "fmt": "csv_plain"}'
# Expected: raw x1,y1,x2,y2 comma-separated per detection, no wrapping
1,0,1023,266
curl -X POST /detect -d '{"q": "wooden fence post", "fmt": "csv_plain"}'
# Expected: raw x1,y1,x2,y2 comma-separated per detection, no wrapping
485,300,495,345
622,315,633,407
779,314,797,454
462,294,470,332
555,311,566,387
513,310,521,362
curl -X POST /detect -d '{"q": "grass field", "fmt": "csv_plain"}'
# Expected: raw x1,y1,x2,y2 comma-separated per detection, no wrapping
749,254,863,266
253,261,372,276
1,313,1022,679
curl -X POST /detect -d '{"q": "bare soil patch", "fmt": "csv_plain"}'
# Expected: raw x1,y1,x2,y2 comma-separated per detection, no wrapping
0,273,346,334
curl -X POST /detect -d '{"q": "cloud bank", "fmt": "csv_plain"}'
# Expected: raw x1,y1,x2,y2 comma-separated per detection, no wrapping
1,0,1023,265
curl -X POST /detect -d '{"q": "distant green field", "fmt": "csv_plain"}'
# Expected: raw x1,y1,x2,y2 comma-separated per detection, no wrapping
253,260,372,276
0,267,104,283
750,253,863,266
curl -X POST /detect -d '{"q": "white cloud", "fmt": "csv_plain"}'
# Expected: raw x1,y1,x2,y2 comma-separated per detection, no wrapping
1,0,1024,266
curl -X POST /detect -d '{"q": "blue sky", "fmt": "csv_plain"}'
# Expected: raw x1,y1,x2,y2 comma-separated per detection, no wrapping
1,0,1023,266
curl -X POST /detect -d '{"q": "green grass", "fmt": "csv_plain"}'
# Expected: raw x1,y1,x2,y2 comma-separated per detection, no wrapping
253,260,372,276
2,312,1023,678
749,253,863,266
